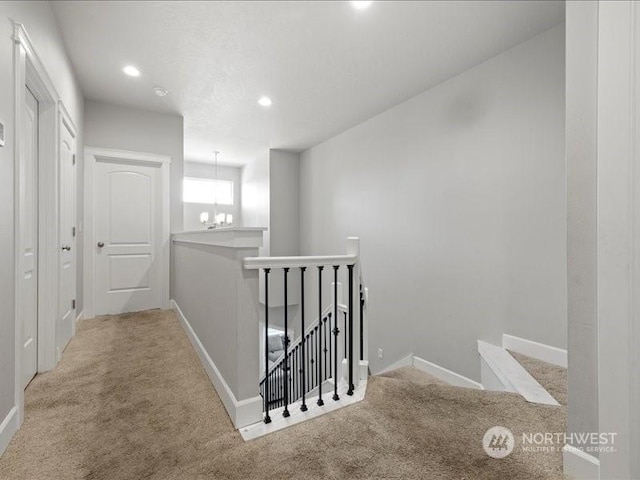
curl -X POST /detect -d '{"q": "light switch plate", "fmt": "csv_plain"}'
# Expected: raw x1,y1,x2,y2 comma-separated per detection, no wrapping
0,120,4,147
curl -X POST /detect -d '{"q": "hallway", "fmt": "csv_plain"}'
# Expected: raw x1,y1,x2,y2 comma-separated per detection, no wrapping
0,311,565,479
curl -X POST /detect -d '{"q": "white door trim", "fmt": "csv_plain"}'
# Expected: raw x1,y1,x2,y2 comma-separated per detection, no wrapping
13,23,61,427
58,101,78,342
84,147,171,319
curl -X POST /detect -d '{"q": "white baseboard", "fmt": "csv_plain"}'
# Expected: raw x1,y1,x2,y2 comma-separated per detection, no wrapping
413,355,484,390
478,341,559,406
240,379,366,441
480,357,517,393
502,334,567,368
563,444,600,479
377,354,414,375
359,360,369,381
75,310,84,324
171,300,262,429
0,406,19,457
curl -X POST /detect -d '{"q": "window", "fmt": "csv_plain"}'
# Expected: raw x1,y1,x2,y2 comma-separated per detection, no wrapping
183,177,234,205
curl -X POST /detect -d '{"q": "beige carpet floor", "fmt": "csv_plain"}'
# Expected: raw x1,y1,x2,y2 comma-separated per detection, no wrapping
0,310,567,479
508,351,568,406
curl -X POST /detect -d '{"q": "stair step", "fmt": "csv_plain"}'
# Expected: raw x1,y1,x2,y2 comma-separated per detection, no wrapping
478,340,560,406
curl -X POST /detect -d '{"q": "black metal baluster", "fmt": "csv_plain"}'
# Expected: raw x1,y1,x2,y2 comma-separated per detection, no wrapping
324,317,333,377
317,266,324,406
347,264,355,396
292,346,296,404
333,265,340,400
276,369,284,406
302,334,311,392
264,268,271,423
321,317,331,381
300,267,307,411
331,313,339,400
308,332,312,392
283,268,290,417
298,345,302,401
343,311,347,359
360,284,364,362
293,350,296,404
311,331,315,389
311,326,318,388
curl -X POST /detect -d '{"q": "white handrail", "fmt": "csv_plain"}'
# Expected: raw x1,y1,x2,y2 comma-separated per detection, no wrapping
244,254,357,270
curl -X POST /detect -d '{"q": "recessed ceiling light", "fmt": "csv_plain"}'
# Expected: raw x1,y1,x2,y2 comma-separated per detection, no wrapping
351,1,373,10
258,96,273,107
123,65,140,77
154,86,169,97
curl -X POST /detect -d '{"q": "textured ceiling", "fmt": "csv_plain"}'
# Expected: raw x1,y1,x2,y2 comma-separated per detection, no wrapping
52,1,564,166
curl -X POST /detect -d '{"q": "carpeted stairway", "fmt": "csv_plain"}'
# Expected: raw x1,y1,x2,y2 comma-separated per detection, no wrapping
508,351,568,406
0,310,567,479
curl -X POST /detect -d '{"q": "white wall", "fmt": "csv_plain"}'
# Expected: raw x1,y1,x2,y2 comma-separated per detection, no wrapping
172,241,260,402
299,25,566,381
183,161,241,231
240,152,270,241
565,0,599,460
0,0,84,443
240,150,301,328
566,2,640,477
84,100,184,233
269,149,300,257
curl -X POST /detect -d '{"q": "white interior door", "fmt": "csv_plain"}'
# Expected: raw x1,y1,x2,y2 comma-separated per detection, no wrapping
94,159,163,315
57,119,76,353
20,87,38,388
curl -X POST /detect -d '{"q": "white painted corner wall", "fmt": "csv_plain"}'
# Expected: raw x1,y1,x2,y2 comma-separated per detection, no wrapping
171,300,262,428
0,2,84,456
299,25,567,382
563,445,600,480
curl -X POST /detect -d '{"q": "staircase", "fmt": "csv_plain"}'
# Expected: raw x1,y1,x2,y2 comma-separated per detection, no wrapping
242,237,368,437
478,340,562,406
260,307,338,409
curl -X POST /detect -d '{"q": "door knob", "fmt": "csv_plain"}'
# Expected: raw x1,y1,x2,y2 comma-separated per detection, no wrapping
62,245,71,251
97,242,105,248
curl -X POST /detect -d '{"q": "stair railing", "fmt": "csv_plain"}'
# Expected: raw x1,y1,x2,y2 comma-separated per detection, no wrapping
259,303,339,381
244,237,363,424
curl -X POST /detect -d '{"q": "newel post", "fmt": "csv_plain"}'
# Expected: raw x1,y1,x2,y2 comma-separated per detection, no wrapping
345,237,364,389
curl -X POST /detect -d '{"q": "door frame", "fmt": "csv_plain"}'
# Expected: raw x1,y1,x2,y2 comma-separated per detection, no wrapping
13,23,61,424
58,102,78,341
84,147,171,319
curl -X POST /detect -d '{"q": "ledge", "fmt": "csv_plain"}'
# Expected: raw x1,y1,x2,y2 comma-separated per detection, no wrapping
172,227,266,249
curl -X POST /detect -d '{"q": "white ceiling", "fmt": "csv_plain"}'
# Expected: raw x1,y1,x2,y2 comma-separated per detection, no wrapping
52,1,564,166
